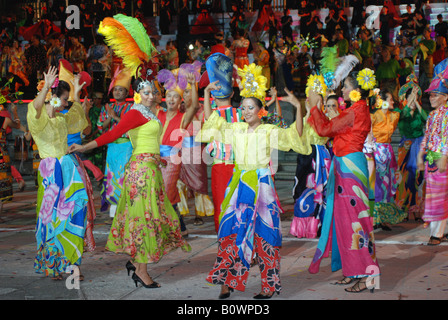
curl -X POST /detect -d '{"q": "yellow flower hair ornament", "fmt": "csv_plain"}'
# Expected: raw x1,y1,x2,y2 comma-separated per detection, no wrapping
349,90,361,102
237,63,267,104
356,68,376,91
306,74,327,97
133,92,142,104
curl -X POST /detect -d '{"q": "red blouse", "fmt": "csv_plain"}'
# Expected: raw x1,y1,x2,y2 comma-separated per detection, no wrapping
157,109,186,147
95,109,148,147
307,100,371,157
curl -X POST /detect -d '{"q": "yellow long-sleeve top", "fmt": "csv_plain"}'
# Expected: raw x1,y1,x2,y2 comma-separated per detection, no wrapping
303,120,328,146
371,109,400,144
27,101,88,159
196,111,312,171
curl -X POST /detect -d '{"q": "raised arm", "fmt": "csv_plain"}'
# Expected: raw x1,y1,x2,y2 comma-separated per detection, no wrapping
282,88,303,136
203,80,220,120
33,66,58,119
182,72,200,129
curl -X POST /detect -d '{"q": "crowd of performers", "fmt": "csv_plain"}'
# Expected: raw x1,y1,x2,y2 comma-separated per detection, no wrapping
0,13,447,299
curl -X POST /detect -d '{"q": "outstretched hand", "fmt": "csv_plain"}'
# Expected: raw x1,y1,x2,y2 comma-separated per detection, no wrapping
43,66,58,89
282,88,300,107
67,143,85,154
72,74,86,97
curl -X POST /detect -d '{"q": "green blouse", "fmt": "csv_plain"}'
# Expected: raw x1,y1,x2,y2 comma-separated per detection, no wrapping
396,106,428,139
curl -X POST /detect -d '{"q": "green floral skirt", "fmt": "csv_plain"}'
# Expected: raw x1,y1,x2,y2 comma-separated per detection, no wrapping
106,153,191,263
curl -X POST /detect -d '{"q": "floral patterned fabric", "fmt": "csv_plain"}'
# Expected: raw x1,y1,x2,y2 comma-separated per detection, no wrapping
105,153,191,263
34,154,91,277
309,152,380,278
206,233,281,294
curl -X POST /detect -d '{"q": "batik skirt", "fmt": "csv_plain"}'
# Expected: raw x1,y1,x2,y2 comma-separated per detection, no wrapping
422,160,448,223
309,152,380,279
372,142,407,225
101,140,133,211
290,144,331,239
394,136,425,217
206,167,282,293
105,153,191,263
177,139,214,217
34,154,95,277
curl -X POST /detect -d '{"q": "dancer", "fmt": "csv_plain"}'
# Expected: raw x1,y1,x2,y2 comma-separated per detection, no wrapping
417,59,448,246
371,88,407,230
71,13,191,288
290,75,331,239
395,75,427,221
199,63,311,299
307,68,380,293
156,62,202,236
27,65,95,280
176,78,214,225
97,67,134,217
199,52,243,232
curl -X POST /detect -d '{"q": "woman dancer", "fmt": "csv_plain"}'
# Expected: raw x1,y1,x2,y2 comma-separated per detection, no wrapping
199,63,311,299
307,69,380,293
70,14,191,287
290,75,331,239
370,89,407,230
395,76,427,221
27,66,95,280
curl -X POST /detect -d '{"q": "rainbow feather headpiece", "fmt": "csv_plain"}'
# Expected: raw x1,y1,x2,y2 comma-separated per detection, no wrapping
98,14,157,81
237,63,267,104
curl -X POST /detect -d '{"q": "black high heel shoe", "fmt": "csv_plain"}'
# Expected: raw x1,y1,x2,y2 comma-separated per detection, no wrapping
253,291,279,299
126,261,136,276
131,272,161,289
219,286,234,299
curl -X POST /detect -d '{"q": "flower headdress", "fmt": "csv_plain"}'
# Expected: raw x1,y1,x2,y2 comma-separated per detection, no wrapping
356,68,377,91
237,63,267,104
306,74,327,97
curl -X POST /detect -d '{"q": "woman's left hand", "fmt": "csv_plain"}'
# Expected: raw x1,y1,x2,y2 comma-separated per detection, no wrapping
72,74,86,96
282,88,300,107
67,143,84,154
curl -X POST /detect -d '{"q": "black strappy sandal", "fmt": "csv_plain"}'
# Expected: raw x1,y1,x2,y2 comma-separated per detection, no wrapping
344,279,374,293
332,277,356,285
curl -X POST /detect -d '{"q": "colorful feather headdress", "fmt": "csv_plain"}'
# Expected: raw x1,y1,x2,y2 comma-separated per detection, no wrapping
237,63,267,104
157,61,202,98
318,45,359,90
98,14,157,83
